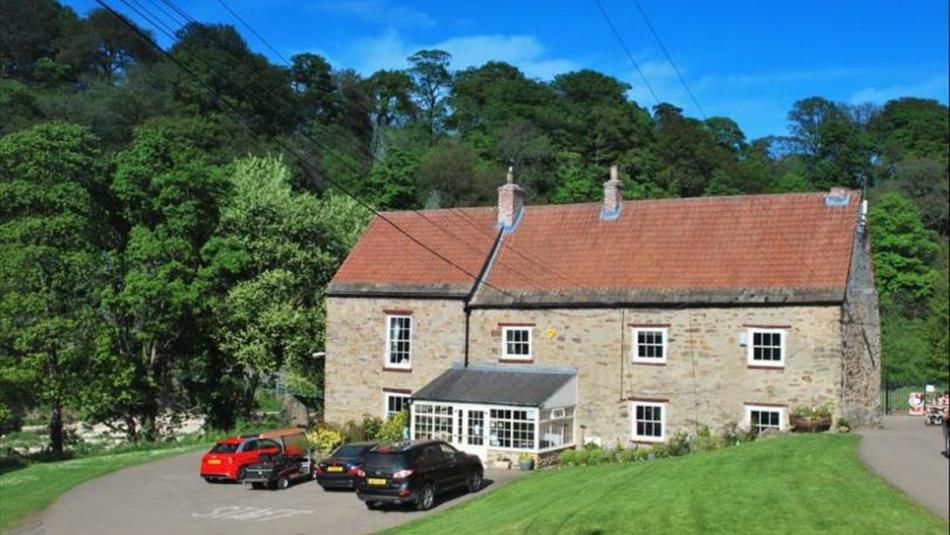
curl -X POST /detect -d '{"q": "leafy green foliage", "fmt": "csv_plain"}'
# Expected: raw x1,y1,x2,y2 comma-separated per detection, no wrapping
869,193,938,303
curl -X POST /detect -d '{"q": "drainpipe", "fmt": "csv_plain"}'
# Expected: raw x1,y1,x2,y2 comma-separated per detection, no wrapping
464,305,471,368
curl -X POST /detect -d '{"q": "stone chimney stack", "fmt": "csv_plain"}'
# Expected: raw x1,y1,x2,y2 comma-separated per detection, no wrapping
497,166,525,230
601,164,623,220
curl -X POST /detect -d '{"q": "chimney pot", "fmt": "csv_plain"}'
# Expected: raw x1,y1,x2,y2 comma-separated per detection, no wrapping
497,167,524,230
601,164,623,220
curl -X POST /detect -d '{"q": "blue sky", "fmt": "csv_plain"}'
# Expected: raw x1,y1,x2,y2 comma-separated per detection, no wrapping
66,0,948,139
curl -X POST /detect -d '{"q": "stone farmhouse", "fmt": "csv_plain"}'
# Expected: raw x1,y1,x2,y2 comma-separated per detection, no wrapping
324,166,881,462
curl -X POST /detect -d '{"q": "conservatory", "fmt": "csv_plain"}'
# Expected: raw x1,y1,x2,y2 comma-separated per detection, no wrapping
409,365,577,460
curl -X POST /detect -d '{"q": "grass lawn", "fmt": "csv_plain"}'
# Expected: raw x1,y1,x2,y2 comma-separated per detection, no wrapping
388,435,947,535
0,444,204,532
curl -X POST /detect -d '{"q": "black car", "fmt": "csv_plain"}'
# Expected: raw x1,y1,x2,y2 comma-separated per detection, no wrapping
315,442,376,490
355,440,483,511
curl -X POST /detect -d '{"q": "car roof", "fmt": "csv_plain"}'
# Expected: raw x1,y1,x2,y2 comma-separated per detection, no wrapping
370,439,440,453
217,437,242,444
338,441,377,448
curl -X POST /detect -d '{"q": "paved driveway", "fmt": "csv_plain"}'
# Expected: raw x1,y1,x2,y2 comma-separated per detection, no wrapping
10,450,522,535
859,415,949,521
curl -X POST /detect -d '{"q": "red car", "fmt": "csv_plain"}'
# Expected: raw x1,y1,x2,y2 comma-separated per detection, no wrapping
200,434,282,482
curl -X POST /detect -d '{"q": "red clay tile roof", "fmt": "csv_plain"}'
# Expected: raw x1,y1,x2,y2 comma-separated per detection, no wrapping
329,191,861,304
329,207,499,297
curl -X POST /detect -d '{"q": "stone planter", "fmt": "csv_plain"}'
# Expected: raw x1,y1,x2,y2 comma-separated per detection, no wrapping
790,415,832,433
518,458,535,471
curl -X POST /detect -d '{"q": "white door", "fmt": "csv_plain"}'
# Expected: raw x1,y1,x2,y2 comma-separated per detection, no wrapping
460,409,488,460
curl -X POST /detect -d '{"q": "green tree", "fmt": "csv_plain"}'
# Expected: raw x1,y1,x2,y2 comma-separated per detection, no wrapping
869,97,949,164
96,118,227,440
204,156,368,415
407,49,452,137
364,146,421,210
786,96,872,189
869,192,939,307
0,123,107,452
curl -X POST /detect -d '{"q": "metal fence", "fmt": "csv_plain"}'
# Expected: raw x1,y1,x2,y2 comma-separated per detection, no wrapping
881,383,948,414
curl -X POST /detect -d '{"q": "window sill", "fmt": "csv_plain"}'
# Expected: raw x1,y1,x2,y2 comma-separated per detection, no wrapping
383,366,412,373
747,364,785,370
499,358,534,364
631,360,667,366
631,437,665,444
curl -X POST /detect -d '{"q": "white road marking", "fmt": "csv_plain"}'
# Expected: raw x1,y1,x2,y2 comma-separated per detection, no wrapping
192,506,314,522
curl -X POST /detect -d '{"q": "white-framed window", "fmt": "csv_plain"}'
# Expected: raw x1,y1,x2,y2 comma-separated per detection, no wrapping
747,328,785,367
385,315,412,368
413,403,453,440
489,408,535,449
384,391,410,419
746,405,785,433
502,326,532,360
539,406,574,450
631,327,668,364
631,402,665,442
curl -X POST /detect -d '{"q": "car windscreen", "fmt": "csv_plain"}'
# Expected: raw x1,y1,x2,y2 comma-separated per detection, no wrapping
210,443,238,453
333,445,370,459
363,451,411,471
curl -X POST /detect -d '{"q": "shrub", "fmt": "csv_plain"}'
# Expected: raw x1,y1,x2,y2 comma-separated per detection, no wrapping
583,441,601,451
693,425,725,452
559,449,578,466
306,426,344,454
587,448,610,465
573,449,591,465
634,447,650,461
361,415,384,441
377,411,408,442
666,431,691,457
651,444,669,459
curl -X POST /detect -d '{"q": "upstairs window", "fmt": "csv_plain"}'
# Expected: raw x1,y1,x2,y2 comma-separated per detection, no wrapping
385,315,412,368
747,328,785,367
502,326,532,361
632,327,668,364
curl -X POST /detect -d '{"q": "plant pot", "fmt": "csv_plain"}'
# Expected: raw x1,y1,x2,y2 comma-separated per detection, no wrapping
518,458,535,471
790,415,832,433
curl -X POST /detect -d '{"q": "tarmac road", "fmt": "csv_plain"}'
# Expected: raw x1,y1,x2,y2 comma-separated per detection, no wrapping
859,414,949,521
9,450,522,535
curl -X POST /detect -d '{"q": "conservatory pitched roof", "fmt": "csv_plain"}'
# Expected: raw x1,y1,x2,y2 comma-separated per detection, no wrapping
411,365,575,407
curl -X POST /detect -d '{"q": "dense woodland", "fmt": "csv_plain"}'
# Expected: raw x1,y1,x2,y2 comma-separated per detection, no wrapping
1,1,948,452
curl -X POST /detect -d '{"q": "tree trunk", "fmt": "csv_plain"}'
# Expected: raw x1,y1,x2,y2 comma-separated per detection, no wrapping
242,374,260,420
49,400,64,456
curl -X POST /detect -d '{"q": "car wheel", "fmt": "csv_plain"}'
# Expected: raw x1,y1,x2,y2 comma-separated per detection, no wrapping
203,477,214,484
251,482,265,490
415,483,435,511
365,501,376,510
467,470,483,493
237,467,247,482
277,475,290,490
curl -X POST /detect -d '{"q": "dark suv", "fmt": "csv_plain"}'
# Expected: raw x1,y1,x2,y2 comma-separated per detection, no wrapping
355,440,483,511
315,442,376,490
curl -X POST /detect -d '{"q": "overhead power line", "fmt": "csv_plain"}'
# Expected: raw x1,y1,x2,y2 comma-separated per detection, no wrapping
97,0,523,301
630,0,708,119
127,0,587,298
593,0,661,107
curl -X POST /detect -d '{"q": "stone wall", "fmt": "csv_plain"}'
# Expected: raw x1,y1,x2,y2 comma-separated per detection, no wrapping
325,298,856,445
323,296,466,424
839,221,882,427
468,305,844,448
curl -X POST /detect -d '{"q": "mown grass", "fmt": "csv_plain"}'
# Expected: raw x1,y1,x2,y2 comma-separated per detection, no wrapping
0,444,205,532
388,434,947,535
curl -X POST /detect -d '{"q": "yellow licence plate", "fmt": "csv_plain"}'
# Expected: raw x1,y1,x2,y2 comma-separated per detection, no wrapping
367,477,387,486
327,466,343,473
207,459,221,465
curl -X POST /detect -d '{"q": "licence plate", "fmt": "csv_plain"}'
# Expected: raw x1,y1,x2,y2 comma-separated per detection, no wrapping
207,459,221,465
367,477,387,486
327,466,343,473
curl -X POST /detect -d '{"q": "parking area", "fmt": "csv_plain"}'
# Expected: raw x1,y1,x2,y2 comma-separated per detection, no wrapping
11,450,523,535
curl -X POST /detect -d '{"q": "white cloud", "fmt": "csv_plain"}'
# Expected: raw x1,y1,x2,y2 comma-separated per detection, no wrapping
346,31,579,79
848,75,949,104
310,1,436,28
